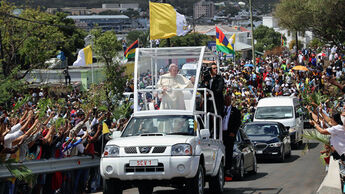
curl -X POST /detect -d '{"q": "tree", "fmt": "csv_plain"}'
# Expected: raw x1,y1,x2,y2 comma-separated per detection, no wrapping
253,25,282,52
0,1,86,78
91,29,127,111
158,33,213,47
307,0,345,45
274,0,311,53
126,30,150,48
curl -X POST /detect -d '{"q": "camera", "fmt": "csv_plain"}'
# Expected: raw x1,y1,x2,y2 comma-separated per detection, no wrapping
201,66,211,82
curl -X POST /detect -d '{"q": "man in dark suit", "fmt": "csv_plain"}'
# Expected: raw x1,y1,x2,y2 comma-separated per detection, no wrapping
209,63,224,116
222,94,242,180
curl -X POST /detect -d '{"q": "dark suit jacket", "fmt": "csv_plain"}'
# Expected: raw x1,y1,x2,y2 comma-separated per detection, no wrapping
210,74,224,116
225,106,242,136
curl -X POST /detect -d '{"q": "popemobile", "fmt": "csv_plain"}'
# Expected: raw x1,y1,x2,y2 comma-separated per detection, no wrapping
100,46,225,194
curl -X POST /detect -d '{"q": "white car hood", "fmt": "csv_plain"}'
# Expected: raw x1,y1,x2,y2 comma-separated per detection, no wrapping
107,135,194,147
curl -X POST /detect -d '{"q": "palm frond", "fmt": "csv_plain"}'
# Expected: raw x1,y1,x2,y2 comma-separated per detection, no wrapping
303,130,330,146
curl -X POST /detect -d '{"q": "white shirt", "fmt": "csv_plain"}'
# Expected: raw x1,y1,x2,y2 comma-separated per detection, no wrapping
326,125,345,155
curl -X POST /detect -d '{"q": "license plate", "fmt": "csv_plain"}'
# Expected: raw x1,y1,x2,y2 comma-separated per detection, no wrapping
256,150,263,154
129,160,158,167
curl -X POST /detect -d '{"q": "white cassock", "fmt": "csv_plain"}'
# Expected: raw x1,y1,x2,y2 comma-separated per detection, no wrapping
157,73,193,110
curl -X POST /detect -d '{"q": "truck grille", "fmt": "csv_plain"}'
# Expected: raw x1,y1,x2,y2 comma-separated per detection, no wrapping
125,163,164,173
255,143,267,150
125,146,166,154
124,147,137,154
152,146,166,153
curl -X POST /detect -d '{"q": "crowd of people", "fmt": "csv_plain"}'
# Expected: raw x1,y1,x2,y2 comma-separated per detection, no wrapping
0,44,344,193
0,87,131,193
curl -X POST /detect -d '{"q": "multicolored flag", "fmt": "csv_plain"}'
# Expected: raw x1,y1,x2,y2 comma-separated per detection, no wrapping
124,40,138,59
281,34,286,46
216,26,235,54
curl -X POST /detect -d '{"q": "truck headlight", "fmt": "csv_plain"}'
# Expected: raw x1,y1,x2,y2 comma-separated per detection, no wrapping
269,142,282,147
103,145,120,157
171,144,192,156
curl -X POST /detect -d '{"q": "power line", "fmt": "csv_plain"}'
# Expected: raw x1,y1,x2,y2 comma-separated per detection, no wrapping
0,11,74,29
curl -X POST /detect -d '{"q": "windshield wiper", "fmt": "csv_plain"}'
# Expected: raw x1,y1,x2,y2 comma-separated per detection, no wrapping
166,132,192,135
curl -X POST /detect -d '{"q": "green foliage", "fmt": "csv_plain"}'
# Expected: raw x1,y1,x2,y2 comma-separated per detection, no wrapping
91,29,127,111
253,25,283,52
303,130,330,146
275,0,345,45
13,95,31,113
126,30,149,48
159,33,213,47
288,40,303,50
113,101,133,120
0,1,86,79
308,38,324,49
53,117,65,129
0,76,25,108
36,98,53,119
3,159,33,182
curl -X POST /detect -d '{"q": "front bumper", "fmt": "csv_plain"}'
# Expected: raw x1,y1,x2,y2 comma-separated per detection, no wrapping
255,147,283,158
100,155,200,180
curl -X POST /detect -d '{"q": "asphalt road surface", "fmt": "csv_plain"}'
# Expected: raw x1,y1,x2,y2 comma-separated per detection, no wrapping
99,133,327,194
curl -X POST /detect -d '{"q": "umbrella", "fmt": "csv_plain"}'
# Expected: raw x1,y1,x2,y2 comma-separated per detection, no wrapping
244,64,254,67
292,65,309,71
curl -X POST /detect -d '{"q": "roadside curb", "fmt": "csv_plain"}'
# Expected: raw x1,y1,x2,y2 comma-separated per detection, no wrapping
317,156,342,194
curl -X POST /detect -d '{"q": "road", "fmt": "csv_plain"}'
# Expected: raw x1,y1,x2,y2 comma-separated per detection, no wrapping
98,137,327,194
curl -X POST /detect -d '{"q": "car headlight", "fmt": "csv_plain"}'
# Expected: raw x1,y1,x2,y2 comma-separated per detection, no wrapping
289,127,296,133
171,144,192,156
269,142,282,147
103,145,120,157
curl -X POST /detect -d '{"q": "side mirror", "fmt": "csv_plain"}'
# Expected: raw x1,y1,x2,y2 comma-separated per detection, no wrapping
112,131,122,139
200,129,210,139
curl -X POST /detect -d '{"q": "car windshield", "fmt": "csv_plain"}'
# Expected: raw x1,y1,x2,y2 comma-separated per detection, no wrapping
255,106,293,119
121,115,196,137
243,124,279,137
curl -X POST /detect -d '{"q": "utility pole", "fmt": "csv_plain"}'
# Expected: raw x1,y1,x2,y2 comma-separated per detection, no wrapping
249,0,255,67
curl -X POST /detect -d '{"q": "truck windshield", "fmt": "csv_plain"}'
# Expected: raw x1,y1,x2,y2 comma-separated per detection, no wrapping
122,115,196,137
255,106,293,119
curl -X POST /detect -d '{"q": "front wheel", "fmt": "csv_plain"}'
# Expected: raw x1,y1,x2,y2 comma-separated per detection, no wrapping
249,155,257,174
235,158,245,180
138,185,154,194
103,179,123,194
188,164,205,194
209,161,224,193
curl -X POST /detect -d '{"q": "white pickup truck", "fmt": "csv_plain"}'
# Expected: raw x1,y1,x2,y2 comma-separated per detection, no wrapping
100,46,225,194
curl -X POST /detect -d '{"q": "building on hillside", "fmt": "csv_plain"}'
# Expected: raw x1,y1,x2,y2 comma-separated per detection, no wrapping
67,15,131,32
262,15,313,48
193,0,215,19
47,4,139,15
102,3,139,11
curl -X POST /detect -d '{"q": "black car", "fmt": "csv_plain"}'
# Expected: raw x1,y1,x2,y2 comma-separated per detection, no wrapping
243,121,291,162
232,128,257,180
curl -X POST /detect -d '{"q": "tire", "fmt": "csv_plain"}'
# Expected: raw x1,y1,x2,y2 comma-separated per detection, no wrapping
235,158,245,180
279,146,285,162
249,155,257,174
287,145,291,157
103,179,123,194
209,161,225,193
188,164,205,194
138,185,154,194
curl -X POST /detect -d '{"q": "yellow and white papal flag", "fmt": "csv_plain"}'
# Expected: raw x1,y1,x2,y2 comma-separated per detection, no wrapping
149,2,191,40
73,45,93,66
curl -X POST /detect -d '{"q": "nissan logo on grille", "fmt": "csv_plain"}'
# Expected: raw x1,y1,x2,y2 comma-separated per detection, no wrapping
139,147,151,153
